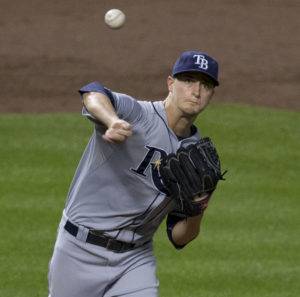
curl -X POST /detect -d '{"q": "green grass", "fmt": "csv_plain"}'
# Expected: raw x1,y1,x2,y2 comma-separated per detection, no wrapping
0,104,299,297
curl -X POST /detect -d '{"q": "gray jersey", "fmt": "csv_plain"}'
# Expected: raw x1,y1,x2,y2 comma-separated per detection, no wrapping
64,89,201,244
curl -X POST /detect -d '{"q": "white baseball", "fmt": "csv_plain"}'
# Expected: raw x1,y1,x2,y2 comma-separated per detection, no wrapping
104,9,126,29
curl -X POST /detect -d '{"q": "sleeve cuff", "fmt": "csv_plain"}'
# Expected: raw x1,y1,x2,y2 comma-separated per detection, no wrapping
78,81,115,107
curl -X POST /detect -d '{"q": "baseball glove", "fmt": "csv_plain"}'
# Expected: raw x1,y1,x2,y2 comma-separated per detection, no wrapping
159,137,226,216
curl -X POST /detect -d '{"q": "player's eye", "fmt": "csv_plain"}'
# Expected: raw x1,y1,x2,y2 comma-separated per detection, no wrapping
183,77,196,83
200,79,214,90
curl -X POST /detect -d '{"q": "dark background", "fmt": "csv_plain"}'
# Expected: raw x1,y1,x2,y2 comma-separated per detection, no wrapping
1,0,299,112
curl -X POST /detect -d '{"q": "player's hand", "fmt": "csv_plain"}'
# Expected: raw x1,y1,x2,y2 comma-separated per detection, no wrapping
102,119,133,143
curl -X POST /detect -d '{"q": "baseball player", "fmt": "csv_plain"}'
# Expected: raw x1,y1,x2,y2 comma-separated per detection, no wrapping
48,50,220,297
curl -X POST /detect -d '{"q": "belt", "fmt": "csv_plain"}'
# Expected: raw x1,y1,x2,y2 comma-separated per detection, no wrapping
64,220,137,253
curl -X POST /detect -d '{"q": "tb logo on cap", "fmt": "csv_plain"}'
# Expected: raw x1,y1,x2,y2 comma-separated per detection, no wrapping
193,54,208,70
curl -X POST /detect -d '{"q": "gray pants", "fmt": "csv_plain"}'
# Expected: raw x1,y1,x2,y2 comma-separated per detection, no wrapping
48,216,159,297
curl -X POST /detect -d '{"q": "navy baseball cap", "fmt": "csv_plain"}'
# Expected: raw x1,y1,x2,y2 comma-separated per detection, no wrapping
172,50,219,86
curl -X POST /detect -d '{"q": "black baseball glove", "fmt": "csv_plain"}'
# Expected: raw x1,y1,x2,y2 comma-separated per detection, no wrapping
159,137,226,216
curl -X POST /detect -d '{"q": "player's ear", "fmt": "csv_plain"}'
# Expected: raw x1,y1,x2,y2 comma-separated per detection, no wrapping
167,76,175,93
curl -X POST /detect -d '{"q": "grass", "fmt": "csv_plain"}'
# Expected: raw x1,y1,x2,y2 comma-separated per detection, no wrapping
0,104,299,297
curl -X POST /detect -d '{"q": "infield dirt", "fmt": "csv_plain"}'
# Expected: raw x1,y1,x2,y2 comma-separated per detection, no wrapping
1,0,299,112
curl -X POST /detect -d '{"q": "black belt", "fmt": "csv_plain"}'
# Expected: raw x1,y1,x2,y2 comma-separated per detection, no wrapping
64,220,137,253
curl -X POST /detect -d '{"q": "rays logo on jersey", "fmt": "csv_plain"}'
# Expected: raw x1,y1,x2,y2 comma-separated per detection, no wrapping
131,145,168,194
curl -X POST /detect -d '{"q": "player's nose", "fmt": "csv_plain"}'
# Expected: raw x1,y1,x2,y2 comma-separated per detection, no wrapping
192,81,202,98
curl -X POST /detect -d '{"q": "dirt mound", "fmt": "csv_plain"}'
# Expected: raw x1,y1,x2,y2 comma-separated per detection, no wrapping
1,0,299,112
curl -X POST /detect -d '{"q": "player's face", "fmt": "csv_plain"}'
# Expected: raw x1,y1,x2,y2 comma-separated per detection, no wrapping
168,72,215,116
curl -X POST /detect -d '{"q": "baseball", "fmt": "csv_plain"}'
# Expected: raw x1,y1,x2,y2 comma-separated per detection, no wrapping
104,9,126,29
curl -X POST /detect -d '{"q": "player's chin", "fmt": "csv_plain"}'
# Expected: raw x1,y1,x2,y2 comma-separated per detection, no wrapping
182,104,205,116
193,101,210,113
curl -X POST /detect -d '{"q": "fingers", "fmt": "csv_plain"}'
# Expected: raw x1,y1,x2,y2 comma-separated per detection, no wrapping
102,119,133,143
102,130,132,143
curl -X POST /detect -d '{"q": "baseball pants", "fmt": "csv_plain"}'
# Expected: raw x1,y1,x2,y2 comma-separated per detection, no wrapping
48,216,159,297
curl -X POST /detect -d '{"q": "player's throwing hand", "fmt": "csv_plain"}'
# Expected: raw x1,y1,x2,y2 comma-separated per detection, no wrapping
102,119,132,143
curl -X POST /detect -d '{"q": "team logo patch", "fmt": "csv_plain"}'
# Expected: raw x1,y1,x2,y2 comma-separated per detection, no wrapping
131,146,168,194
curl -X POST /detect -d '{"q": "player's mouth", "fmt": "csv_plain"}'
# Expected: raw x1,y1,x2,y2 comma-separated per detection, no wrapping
189,98,201,105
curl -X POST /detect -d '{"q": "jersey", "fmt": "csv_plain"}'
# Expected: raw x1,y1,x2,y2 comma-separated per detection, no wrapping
64,81,201,246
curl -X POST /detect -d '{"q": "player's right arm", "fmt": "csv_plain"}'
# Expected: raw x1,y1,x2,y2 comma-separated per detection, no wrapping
79,81,145,143
83,92,132,143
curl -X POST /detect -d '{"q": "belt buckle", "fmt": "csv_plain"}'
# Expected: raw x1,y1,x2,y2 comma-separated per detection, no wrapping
106,238,123,252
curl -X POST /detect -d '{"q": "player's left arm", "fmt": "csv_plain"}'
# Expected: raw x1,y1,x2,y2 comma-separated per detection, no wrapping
161,138,225,249
170,213,204,246
166,193,212,248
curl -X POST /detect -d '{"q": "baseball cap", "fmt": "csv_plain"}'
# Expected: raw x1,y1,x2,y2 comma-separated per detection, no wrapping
172,50,219,86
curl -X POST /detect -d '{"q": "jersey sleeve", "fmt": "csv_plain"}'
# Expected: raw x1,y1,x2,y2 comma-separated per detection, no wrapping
79,81,116,107
79,81,144,125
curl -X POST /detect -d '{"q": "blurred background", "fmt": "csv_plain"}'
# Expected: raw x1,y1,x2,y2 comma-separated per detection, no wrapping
1,0,299,112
